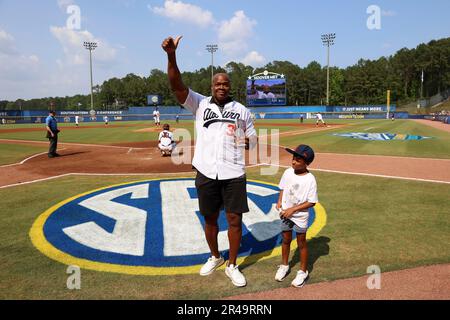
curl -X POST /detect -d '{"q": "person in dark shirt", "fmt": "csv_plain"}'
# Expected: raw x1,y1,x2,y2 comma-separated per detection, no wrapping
45,110,60,158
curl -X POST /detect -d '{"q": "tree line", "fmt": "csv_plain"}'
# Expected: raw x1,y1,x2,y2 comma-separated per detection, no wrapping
1,37,448,111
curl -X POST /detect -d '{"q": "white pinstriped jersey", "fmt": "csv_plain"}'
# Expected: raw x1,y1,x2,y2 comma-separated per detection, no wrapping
183,89,257,180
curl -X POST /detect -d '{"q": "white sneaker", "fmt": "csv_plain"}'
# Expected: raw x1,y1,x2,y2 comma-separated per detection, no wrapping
291,270,309,288
225,264,247,287
275,265,290,282
199,256,224,276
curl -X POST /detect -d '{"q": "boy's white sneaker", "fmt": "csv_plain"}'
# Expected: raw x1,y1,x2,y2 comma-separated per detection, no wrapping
199,255,224,276
291,270,309,288
275,265,290,282
225,264,247,287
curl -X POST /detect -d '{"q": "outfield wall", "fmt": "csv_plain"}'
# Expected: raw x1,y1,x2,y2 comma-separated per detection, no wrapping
1,105,416,125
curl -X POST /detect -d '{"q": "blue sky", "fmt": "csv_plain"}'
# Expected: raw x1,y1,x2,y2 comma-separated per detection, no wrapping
0,0,449,100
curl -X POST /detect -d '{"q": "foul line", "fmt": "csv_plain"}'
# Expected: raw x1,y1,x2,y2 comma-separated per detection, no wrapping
1,161,449,189
0,139,148,150
0,148,68,168
258,125,338,139
0,171,197,190
0,173,74,189
255,163,450,184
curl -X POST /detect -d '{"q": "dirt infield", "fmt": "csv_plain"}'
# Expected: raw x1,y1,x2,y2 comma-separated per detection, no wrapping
226,263,450,300
0,140,194,187
1,138,449,188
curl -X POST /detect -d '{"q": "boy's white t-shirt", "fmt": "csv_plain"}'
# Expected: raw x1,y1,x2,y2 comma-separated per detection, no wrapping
278,167,318,228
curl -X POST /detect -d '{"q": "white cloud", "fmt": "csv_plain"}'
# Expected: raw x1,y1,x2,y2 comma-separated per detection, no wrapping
0,29,18,55
149,0,215,28
41,26,120,100
218,10,257,58
50,26,117,66
381,10,396,17
0,54,40,80
241,51,266,67
0,28,40,85
148,3,263,65
0,52,42,100
57,0,75,10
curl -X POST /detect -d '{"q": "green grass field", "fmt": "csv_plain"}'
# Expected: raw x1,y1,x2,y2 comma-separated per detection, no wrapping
0,167,449,299
278,119,450,158
1,119,449,165
0,144,48,165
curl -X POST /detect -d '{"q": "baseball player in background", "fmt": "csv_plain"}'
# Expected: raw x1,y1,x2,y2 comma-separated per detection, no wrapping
153,108,161,126
158,123,176,156
103,115,109,125
315,112,326,127
75,115,79,127
162,35,257,287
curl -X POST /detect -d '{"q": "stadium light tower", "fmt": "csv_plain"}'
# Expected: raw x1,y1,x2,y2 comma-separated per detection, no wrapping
321,33,336,106
83,41,97,110
206,44,218,90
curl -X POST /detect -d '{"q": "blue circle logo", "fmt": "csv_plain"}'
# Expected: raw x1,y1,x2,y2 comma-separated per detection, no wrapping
30,178,326,275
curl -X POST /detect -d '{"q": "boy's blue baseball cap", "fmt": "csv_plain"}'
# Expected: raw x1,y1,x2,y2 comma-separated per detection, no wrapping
285,144,315,165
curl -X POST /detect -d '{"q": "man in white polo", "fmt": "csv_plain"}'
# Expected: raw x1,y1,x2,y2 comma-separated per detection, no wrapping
162,35,257,287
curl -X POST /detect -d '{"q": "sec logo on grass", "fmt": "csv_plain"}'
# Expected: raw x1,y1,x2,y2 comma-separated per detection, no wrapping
30,178,327,275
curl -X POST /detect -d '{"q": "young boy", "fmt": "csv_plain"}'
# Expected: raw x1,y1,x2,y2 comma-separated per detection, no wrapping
275,144,318,287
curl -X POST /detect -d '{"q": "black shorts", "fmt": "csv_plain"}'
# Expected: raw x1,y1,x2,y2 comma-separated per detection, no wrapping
195,171,249,216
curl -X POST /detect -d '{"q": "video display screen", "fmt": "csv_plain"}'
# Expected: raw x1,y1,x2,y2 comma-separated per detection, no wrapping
246,78,286,106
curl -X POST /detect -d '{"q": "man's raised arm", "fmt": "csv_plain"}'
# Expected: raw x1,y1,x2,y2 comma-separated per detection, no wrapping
161,36,188,105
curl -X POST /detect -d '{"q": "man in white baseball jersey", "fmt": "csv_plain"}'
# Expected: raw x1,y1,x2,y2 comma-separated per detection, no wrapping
75,115,79,127
162,35,257,287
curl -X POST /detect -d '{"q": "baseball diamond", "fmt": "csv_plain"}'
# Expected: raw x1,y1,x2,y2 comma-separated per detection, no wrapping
0,117,449,300
30,178,326,275
2,2,450,309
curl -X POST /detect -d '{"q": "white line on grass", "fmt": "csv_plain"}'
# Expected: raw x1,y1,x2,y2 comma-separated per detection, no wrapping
255,163,450,184
0,139,148,150
0,173,73,189
0,148,68,168
1,163,448,189
0,172,197,189
264,143,450,162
